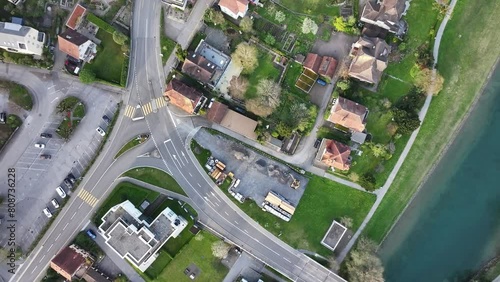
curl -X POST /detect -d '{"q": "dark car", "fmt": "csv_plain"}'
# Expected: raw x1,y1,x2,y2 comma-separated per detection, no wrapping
86,229,97,240
40,133,52,138
63,178,73,189
67,173,77,184
40,154,52,160
102,115,111,124
65,56,82,76
0,112,6,124
314,138,322,148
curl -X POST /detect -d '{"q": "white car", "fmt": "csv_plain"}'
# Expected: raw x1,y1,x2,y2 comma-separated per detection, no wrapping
51,199,60,209
43,208,52,218
96,127,106,137
34,143,45,148
56,186,67,198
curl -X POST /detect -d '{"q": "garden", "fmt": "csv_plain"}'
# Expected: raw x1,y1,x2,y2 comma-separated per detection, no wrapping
55,96,86,140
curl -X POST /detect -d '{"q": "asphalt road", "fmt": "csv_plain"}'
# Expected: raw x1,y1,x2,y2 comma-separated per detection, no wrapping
9,0,346,281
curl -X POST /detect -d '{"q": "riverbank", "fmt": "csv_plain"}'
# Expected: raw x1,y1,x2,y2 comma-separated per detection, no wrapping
363,0,500,243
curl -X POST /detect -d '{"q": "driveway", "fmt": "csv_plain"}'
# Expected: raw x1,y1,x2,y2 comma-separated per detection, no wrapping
311,32,358,60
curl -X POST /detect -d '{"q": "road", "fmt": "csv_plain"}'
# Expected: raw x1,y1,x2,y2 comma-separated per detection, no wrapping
9,0,346,281
336,0,459,263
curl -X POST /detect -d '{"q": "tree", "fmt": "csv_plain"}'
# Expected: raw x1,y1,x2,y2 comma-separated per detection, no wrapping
175,45,188,61
228,76,249,99
302,17,318,35
112,31,128,45
414,68,445,95
348,172,360,182
275,11,286,23
239,16,253,33
336,80,351,91
392,108,421,135
264,34,276,46
394,88,425,112
211,241,230,259
339,216,353,229
246,79,282,117
345,237,385,282
231,43,259,74
367,142,392,160
332,16,359,35
359,173,376,191
205,8,225,26
79,68,96,84
275,122,294,137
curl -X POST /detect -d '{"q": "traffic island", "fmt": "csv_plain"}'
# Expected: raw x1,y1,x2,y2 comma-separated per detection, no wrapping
114,134,150,159
55,96,86,140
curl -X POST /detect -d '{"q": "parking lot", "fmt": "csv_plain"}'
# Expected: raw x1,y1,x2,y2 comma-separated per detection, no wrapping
193,129,308,207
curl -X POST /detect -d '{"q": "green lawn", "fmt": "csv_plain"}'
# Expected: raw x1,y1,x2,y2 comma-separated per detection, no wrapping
152,231,228,282
244,51,282,99
72,231,104,259
282,62,308,99
72,103,86,119
144,250,172,280
277,0,340,17
115,135,149,159
93,182,160,225
0,116,22,151
84,30,125,85
160,6,177,63
55,97,85,140
191,140,375,256
123,167,187,196
0,80,33,110
363,0,500,243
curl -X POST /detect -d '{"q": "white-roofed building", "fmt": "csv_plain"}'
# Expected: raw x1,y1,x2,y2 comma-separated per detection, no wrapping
0,22,45,56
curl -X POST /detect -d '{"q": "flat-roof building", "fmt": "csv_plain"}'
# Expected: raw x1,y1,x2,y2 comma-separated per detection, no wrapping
99,200,188,272
0,22,45,56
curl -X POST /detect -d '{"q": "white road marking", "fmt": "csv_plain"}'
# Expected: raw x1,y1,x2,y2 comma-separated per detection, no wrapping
234,220,239,224
55,233,61,241
244,229,249,233
283,257,292,263
39,255,45,263
188,172,193,177
197,183,201,187
47,244,53,251
224,211,229,216
30,265,38,274
63,223,69,231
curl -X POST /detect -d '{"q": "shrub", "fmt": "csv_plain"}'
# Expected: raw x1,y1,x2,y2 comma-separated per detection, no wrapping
79,68,97,84
302,17,318,35
264,34,276,45
86,14,115,33
112,31,128,45
275,11,286,23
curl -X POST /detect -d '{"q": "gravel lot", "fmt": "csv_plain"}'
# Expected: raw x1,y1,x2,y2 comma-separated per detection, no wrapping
194,129,308,206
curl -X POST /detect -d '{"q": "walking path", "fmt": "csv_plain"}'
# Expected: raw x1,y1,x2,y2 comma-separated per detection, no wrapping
336,0,458,263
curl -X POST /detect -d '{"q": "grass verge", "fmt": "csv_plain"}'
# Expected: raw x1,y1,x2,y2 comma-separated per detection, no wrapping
363,0,500,243
0,80,33,110
114,135,148,159
160,6,177,64
123,167,188,197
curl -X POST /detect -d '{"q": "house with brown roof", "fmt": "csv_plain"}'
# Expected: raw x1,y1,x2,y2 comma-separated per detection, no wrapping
207,101,258,140
218,0,249,19
360,0,407,36
348,36,391,84
66,4,87,30
58,28,97,62
303,53,338,81
50,244,94,281
181,39,231,86
316,139,351,171
328,97,368,132
164,79,207,114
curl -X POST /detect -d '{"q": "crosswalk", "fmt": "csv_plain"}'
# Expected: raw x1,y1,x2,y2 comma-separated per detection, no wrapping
124,97,168,119
77,189,99,207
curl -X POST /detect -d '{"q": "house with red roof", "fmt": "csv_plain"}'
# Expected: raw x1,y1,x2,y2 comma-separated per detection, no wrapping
50,244,94,281
218,0,249,19
58,28,97,62
303,53,338,82
164,79,207,114
66,4,87,30
316,139,351,171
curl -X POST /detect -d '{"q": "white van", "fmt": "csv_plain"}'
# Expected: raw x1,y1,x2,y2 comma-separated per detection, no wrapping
51,199,60,209
56,186,67,198
34,143,45,148
43,208,52,218
234,179,241,188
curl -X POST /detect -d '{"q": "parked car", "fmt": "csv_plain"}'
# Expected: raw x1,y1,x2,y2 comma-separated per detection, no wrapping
0,112,6,124
56,186,67,198
63,178,73,189
86,229,97,240
67,173,76,184
316,78,327,86
43,208,52,218
51,199,59,209
102,115,111,124
40,154,52,160
314,138,321,148
96,127,106,137
64,56,82,76
40,133,52,138
34,143,45,149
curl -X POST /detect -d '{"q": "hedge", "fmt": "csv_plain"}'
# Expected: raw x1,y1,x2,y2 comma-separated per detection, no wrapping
120,58,128,87
86,14,115,33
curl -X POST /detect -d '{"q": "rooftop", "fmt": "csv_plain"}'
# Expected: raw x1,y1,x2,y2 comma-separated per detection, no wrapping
66,4,86,30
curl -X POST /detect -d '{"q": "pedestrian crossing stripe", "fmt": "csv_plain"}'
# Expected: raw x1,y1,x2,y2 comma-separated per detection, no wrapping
155,97,167,108
124,105,135,118
142,102,153,115
77,189,98,207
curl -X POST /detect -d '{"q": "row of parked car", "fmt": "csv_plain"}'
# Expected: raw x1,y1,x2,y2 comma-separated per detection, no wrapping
35,132,54,159
42,173,77,218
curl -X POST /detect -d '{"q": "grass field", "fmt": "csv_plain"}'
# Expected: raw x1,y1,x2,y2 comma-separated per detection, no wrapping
0,80,33,110
84,30,126,85
244,51,282,99
191,140,375,256
151,231,228,282
93,182,160,225
364,0,500,243
123,167,188,196
277,0,340,17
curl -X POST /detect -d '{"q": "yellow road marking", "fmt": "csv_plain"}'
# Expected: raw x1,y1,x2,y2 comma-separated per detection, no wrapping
124,105,135,118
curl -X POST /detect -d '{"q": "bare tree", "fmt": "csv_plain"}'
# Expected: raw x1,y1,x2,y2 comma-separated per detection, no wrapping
228,76,249,99
239,16,253,33
211,241,231,259
232,43,259,74
339,216,353,229
345,236,385,282
246,79,282,117
414,68,445,95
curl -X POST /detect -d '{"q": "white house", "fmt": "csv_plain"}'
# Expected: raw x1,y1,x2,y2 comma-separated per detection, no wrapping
0,22,45,56
218,0,249,20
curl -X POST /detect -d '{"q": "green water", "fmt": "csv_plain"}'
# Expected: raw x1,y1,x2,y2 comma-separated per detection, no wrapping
379,65,500,282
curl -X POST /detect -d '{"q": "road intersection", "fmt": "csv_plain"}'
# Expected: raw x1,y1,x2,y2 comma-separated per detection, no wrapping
6,0,346,281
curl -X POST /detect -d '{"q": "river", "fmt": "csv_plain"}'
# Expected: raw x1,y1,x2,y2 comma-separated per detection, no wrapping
379,65,500,282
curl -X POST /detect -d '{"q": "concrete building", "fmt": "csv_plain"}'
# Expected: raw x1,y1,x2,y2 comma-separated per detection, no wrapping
218,0,249,19
207,101,258,140
7,0,21,5
58,28,97,62
360,0,408,36
162,0,188,10
0,22,45,56
98,200,188,272
50,244,94,281
182,39,231,86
